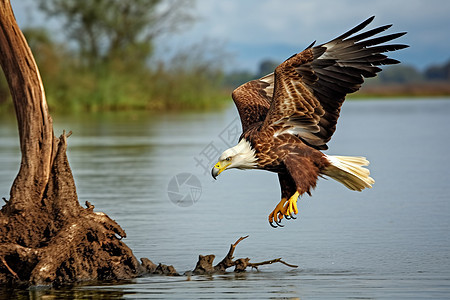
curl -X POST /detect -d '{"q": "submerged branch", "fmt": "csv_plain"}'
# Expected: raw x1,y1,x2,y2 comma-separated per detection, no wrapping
192,236,297,275
249,258,299,270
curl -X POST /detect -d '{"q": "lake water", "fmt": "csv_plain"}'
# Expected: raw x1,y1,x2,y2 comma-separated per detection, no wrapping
1,98,450,299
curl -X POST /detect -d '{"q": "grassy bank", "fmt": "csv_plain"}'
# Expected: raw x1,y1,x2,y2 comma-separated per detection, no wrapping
0,64,231,113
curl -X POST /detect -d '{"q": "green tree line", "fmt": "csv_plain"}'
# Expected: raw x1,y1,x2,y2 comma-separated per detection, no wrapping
0,0,228,113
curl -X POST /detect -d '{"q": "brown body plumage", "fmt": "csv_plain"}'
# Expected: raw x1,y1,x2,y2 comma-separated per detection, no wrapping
242,126,329,195
211,17,408,227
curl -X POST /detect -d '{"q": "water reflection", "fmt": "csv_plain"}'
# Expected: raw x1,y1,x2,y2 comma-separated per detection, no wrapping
1,284,129,300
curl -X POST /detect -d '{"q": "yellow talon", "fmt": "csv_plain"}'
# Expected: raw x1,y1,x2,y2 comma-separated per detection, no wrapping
269,198,287,223
284,191,299,216
269,192,300,227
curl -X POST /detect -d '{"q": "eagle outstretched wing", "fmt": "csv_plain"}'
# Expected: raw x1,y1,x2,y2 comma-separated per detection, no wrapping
232,16,408,149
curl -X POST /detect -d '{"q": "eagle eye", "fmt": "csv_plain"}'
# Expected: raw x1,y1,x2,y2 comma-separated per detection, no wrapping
225,157,231,162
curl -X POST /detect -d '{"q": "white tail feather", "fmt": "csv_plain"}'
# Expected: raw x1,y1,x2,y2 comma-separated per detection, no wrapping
322,155,375,191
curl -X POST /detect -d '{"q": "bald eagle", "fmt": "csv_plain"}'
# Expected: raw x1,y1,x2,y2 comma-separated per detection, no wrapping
211,16,408,227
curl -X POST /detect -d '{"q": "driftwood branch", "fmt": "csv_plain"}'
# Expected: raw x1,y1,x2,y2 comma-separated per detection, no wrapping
248,258,299,270
192,236,297,275
214,235,249,272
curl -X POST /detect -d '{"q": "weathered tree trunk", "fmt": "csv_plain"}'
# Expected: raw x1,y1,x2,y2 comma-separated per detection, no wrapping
0,0,143,286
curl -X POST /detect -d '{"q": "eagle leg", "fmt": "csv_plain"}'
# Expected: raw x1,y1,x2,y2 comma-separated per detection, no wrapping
268,198,287,228
282,191,299,218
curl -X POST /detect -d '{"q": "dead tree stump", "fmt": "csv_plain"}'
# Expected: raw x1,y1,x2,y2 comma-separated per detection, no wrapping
0,0,144,286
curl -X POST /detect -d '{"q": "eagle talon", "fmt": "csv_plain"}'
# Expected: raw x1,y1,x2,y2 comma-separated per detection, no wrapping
268,194,300,227
268,198,288,228
275,220,284,227
282,191,299,219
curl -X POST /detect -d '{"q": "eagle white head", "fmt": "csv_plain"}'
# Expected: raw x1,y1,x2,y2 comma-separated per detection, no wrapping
211,139,257,179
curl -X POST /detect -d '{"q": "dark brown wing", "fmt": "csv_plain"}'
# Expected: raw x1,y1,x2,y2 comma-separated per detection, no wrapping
261,16,408,150
231,73,274,132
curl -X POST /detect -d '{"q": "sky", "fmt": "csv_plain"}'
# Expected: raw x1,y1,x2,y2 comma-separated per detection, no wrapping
11,0,450,73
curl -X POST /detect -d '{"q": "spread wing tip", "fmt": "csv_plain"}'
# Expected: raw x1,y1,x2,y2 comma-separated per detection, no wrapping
334,16,376,41
304,40,316,50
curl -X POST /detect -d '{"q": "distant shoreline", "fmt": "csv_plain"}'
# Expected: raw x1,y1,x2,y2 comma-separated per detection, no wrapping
353,81,450,98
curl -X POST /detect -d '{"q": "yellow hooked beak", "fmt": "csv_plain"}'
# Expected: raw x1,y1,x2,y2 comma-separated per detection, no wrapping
211,161,231,180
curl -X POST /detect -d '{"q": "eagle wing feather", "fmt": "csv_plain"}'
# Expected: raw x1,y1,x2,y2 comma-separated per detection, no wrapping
231,73,274,132
235,16,407,149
